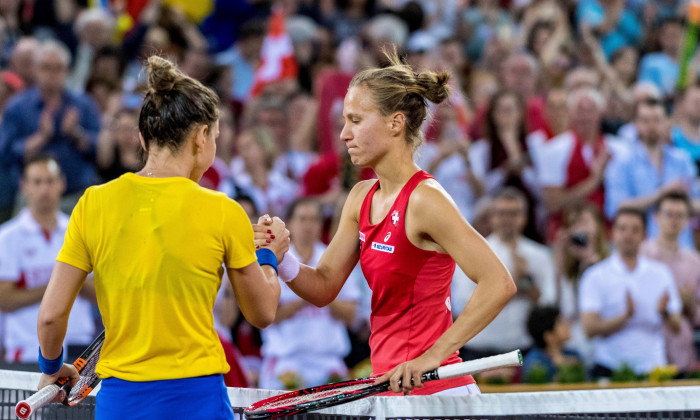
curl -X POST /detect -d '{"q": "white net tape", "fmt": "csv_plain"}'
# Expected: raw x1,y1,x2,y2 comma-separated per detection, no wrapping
3,369,700,419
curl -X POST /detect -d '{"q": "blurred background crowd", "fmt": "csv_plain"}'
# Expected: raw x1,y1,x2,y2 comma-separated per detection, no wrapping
1,0,700,389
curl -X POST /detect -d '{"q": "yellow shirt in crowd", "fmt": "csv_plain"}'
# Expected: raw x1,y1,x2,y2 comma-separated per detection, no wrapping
57,173,256,382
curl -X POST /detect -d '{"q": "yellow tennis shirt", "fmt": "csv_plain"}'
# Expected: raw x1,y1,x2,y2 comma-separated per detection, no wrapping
57,173,256,381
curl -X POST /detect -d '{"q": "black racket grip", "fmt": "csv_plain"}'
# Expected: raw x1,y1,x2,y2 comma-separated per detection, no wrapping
395,369,439,387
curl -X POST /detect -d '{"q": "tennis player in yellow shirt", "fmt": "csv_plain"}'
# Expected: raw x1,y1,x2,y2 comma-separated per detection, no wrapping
34,56,286,419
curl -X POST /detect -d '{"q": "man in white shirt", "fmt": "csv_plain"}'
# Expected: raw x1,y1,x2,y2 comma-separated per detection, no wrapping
0,155,95,364
458,187,556,363
580,208,682,378
259,198,360,389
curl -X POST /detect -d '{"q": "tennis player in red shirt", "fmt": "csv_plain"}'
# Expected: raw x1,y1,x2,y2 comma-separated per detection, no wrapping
259,48,516,395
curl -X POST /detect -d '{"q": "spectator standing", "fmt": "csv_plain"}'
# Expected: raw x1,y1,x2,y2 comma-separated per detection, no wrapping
605,99,697,247
473,89,541,241
0,40,101,213
0,156,95,364
553,204,609,368
539,87,629,241
641,192,700,374
580,208,682,378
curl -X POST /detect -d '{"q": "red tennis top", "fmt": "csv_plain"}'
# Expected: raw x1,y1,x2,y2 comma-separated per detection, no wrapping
358,170,474,395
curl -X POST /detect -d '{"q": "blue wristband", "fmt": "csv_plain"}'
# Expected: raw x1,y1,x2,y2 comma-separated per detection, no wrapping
256,248,278,275
38,347,64,375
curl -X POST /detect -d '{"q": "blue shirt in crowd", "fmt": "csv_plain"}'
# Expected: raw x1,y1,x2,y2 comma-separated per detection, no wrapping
0,87,101,195
638,53,678,98
605,143,697,248
577,0,642,59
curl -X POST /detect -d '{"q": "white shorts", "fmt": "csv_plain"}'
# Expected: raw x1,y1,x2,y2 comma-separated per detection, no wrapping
433,383,481,395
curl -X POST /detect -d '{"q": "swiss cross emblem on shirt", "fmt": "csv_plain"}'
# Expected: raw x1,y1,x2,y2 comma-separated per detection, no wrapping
391,210,400,226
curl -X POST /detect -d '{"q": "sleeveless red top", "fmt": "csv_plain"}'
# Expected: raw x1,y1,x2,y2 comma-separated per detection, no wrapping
358,170,473,395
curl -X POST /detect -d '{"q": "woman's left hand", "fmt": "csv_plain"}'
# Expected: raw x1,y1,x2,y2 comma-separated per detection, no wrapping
373,352,442,395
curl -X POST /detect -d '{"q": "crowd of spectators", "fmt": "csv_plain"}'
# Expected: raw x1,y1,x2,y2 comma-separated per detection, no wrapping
1,0,700,388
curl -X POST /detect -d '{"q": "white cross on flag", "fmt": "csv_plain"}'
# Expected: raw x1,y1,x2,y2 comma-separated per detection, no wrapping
250,6,298,97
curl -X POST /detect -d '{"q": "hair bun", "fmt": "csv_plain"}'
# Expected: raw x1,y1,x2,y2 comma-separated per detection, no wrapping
146,55,180,94
415,70,450,105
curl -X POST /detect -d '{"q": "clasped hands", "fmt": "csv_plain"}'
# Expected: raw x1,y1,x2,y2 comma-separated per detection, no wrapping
253,214,290,263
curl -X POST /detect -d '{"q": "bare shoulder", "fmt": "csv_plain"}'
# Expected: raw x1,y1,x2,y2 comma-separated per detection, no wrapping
343,179,377,219
408,178,459,218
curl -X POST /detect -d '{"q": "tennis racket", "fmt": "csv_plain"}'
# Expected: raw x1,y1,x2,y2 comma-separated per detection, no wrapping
15,330,106,419
244,349,522,419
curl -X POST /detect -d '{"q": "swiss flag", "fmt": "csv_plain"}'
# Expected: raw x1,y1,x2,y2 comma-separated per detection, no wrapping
250,7,298,97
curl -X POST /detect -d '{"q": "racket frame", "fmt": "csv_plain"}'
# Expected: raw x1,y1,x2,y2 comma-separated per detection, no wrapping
244,349,523,419
15,330,106,419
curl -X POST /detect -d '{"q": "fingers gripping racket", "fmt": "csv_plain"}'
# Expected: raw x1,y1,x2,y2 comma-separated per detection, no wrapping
15,330,106,419
244,349,523,419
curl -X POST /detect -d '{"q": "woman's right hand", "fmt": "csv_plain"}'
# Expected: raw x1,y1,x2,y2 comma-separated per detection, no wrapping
37,363,80,403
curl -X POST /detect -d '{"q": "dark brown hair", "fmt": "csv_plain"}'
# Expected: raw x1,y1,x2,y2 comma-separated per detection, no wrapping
139,55,220,153
483,88,528,171
655,190,693,215
349,46,450,150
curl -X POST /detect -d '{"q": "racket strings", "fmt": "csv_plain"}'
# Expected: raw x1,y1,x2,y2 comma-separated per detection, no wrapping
67,349,101,402
258,383,373,410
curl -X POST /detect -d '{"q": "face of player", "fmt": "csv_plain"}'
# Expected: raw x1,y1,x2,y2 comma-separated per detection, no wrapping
655,199,690,239
612,213,646,259
491,197,526,241
340,86,393,168
288,202,322,248
22,160,65,214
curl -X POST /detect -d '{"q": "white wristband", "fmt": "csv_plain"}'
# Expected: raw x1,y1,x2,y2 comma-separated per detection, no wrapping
278,252,300,283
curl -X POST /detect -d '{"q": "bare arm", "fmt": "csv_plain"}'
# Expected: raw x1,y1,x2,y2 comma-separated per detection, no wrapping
412,182,516,362
282,182,369,306
35,262,84,396
38,262,88,360
0,280,47,312
227,263,281,329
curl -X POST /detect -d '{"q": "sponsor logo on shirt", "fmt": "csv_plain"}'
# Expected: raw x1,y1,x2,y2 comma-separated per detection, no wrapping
384,232,391,242
359,232,366,242
371,242,395,253
445,296,452,312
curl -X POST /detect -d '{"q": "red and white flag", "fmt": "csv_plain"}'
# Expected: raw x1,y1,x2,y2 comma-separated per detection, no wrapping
250,7,298,97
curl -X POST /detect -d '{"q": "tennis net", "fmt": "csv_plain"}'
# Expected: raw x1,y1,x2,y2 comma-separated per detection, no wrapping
2,369,700,419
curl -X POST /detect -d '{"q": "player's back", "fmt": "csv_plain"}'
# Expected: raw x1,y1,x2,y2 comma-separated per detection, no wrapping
57,173,255,381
